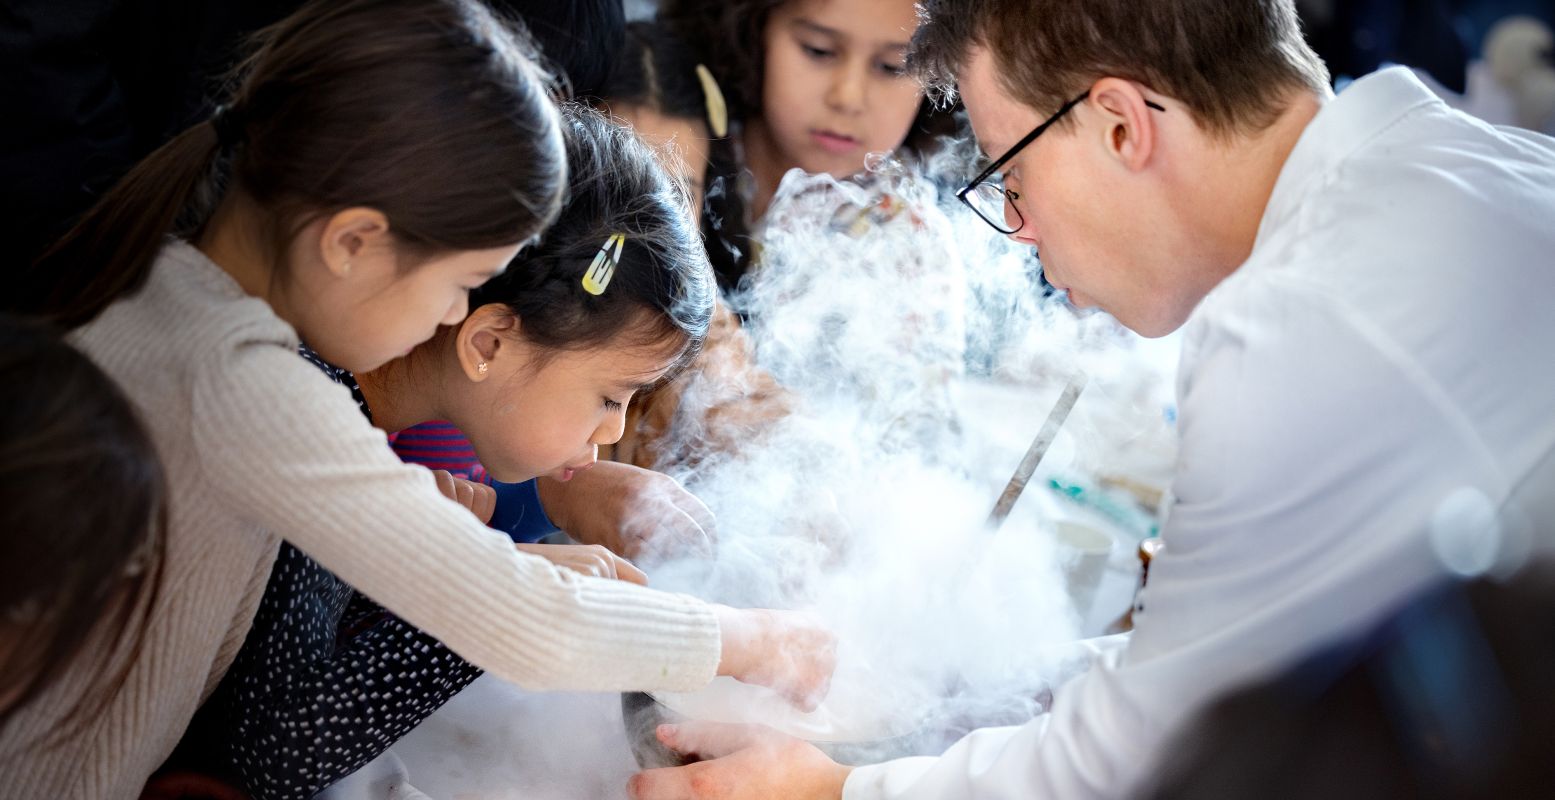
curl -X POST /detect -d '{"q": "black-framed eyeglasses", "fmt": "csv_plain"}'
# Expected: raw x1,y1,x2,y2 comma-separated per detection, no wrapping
957,91,1167,234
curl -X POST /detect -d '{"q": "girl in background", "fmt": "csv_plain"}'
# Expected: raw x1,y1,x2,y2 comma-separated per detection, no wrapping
0,1,833,796
594,20,795,473
660,0,947,293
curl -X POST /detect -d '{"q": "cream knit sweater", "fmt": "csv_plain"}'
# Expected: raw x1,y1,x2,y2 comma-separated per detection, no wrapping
0,241,720,799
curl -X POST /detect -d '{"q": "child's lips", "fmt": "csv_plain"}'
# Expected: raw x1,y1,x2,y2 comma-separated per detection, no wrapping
556,462,596,482
810,129,861,155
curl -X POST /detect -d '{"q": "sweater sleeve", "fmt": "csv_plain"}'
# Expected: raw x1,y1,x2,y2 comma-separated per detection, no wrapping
189,336,721,692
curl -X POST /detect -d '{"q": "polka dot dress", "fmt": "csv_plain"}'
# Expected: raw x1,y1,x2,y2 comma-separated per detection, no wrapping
199,345,483,799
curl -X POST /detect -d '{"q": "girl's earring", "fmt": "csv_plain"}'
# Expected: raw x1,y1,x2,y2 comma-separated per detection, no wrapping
477,362,489,375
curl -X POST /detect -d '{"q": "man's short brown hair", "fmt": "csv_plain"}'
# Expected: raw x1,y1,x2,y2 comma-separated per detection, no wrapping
911,0,1330,137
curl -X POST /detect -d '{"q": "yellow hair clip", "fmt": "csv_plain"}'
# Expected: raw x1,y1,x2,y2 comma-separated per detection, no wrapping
695,64,729,138
583,233,626,296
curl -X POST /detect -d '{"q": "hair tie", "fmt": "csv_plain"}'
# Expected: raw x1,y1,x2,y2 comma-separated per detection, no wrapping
695,65,729,138
583,233,626,296
210,104,247,149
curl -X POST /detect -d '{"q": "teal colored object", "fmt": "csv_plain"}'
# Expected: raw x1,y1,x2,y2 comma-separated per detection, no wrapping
1047,476,1160,540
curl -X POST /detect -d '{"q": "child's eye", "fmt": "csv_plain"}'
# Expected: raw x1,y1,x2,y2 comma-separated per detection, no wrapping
603,398,624,412
877,61,908,78
800,43,836,60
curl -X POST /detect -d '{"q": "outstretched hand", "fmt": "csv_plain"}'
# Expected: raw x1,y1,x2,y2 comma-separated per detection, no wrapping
627,721,850,800
712,607,837,712
537,461,716,562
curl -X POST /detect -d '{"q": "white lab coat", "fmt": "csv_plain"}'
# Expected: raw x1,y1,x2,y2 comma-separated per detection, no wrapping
844,67,1555,800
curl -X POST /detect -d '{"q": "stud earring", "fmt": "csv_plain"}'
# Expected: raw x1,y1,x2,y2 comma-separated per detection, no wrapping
477,362,488,375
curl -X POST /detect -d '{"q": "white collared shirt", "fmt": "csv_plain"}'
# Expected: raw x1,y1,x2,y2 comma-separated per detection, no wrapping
845,67,1555,800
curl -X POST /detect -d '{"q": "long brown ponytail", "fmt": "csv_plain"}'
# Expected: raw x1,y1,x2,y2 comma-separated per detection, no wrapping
20,0,567,329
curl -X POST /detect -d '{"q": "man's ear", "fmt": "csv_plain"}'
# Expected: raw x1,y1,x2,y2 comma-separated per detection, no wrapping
318,207,392,279
455,303,522,382
1089,78,1158,172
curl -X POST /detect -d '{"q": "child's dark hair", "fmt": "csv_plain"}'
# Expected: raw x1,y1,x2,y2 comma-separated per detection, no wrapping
0,315,165,731
601,21,715,126
470,105,715,377
21,0,567,328
494,0,627,98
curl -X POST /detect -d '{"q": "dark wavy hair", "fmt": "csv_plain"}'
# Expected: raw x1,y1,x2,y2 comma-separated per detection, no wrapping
470,105,715,378
20,0,567,328
601,21,713,126
0,316,165,732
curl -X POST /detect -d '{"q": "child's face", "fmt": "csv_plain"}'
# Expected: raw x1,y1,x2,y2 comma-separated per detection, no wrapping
287,211,520,374
757,0,923,178
449,312,680,484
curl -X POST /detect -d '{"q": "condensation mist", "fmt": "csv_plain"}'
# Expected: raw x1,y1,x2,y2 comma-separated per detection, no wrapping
639,146,1181,756
324,143,1181,800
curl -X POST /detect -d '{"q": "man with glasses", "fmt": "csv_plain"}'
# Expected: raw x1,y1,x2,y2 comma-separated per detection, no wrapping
628,1,1555,798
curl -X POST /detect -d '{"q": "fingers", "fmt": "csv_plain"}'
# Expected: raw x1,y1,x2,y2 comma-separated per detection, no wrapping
632,506,714,562
432,469,457,502
514,543,648,584
470,481,496,523
657,721,772,760
430,470,495,523
673,491,719,542
612,553,650,585
579,544,618,580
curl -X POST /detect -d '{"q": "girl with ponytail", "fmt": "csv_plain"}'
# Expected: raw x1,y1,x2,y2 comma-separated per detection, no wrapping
0,2,834,796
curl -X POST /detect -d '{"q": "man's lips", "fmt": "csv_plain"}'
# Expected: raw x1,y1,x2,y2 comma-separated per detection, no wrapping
811,129,860,155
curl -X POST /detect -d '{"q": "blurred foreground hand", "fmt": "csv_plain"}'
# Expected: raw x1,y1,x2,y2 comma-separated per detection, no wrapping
539,461,716,561
628,721,851,800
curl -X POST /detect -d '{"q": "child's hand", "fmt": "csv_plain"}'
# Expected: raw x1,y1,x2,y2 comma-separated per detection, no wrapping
431,469,496,524
712,607,837,712
537,462,716,562
515,543,649,585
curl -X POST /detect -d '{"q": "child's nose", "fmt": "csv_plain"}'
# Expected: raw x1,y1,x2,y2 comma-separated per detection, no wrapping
825,62,867,114
590,407,627,446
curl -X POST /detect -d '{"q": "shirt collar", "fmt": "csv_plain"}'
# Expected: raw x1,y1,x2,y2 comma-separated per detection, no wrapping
1254,67,1444,251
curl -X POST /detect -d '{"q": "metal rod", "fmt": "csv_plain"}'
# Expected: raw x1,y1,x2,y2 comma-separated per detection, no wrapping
986,375,1088,529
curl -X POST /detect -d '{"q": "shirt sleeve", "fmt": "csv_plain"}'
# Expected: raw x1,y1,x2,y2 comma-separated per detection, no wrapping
190,337,721,693
488,478,561,543
845,278,1501,798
